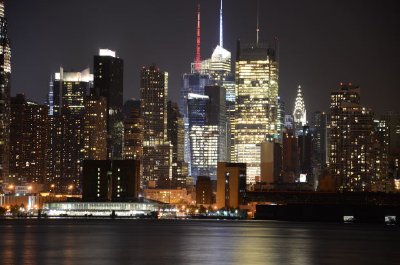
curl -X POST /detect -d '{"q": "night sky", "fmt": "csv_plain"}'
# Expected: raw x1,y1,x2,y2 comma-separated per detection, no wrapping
5,0,400,116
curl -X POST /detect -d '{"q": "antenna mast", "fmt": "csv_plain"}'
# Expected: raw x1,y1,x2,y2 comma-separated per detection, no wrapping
220,0,223,47
256,0,260,45
195,4,201,73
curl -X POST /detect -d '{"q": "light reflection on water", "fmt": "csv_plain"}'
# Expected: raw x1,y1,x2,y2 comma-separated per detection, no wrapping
0,219,399,265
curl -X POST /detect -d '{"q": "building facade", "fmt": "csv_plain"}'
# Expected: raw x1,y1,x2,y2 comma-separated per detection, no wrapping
0,0,11,184
329,83,374,191
216,162,246,209
48,68,93,192
234,42,279,183
82,160,140,202
83,96,107,160
10,94,49,184
93,49,124,159
140,65,171,187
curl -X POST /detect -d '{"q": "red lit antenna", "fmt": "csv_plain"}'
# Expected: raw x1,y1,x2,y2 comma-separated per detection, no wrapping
195,4,201,73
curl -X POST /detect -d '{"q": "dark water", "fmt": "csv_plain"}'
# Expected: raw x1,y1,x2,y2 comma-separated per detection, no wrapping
0,219,399,265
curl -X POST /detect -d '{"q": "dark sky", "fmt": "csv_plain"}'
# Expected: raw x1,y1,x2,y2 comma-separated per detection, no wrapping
5,0,400,116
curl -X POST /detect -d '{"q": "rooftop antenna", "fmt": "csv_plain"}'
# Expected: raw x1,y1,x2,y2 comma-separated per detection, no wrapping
195,4,201,73
219,0,223,47
256,0,260,45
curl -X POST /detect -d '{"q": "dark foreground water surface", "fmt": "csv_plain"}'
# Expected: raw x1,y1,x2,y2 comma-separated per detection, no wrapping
0,219,399,265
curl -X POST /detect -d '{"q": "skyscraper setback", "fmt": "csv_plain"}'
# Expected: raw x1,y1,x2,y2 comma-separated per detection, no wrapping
0,0,11,183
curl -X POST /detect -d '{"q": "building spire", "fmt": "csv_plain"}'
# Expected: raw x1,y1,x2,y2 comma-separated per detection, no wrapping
219,0,223,47
256,0,260,45
293,85,307,126
195,4,201,73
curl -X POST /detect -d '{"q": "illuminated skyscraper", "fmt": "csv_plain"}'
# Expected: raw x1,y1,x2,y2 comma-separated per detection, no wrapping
93,49,124,160
234,41,279,184
48,68,93,192
0,0,11,183
293,85,307,131
140,65,171,187
10,94,49,184
329,83,374,192
83,96,107,160
188,86,226,179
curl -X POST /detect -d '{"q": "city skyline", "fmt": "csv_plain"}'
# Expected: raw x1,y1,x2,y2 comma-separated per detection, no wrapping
5,0,400,116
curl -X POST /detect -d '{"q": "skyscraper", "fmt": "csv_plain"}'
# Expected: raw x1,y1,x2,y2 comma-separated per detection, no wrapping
140,65,171,187
293,85,307,132
311,111,328,169
48,68,93,192
123,99,143,161
234,41,279,184
83,96,107,160
0,0,11,184
93,49,124,160
188,86,226,179
329,83,374,192
10,94,49,184
167,101,187,188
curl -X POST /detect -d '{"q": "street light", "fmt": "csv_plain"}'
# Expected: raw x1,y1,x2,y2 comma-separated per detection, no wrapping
27,186,32,194
68,185,74,195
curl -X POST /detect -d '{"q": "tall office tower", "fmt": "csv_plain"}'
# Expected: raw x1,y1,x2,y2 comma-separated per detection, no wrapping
180,5,212,173
140,65,171,187
123,99,143,161
298,126,313,184
181,73,211,173
311,111,328,169
293,85,307,134
167,101,187,188
329,83,374,192
234,40,279,184
0,0,11,184
372,119,391,192
83,96,107,160
93,49,124,160
48,68,93,192
188,86,226,179
282,129,298,183
9,94,49,184
216,162,246,209
382,112,400,180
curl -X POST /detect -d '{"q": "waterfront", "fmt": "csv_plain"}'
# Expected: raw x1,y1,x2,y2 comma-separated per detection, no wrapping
0,219,399,265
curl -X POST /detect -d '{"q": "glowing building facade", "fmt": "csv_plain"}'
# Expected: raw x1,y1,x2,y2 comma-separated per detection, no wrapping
329,83,374,192
234,42,279,184
188,85,226,179
48,68,93,192
10,94,49,184
293,85,307,131
83,96,107,161
0,0,11,183
140,65,172,187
